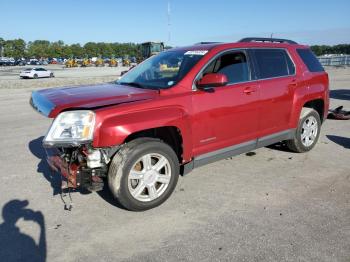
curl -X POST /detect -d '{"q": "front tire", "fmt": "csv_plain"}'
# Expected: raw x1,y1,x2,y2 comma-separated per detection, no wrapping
108,138,179,211
286,108,321,153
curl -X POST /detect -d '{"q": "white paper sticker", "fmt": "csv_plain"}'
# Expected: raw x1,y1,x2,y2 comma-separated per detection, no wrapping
184,50,208,56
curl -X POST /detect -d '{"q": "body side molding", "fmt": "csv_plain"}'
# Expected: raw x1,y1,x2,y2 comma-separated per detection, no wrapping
182,129,296,175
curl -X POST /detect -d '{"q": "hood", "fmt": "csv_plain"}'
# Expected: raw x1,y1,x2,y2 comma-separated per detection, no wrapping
30,83,158,118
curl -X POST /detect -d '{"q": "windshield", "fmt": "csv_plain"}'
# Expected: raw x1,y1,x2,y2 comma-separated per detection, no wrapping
117,49,207,89
151,43,162,53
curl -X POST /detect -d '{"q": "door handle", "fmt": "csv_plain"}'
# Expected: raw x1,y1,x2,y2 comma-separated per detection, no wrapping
288,79,297,87
243,87,257,95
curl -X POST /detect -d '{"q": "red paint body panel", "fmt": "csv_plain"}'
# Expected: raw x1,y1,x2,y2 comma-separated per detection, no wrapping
92,92,193,161
257,76,296,137
190,81,260,156
34,41,329,164
35,83,158,118
197,73,228,87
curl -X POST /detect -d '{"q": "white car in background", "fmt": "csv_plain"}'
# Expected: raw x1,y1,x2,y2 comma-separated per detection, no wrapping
20,68,54,79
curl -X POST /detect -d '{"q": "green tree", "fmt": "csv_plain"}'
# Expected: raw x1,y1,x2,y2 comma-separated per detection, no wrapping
27,40,50,58
97,42,113,57
311,44,350,56
0,37,5,57
2,39,26,58
70,43,84,58
49,40,65,58
62,45,73,58
84,42,99,57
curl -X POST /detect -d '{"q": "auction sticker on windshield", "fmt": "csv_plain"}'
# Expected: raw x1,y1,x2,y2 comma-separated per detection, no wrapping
184,50,208,56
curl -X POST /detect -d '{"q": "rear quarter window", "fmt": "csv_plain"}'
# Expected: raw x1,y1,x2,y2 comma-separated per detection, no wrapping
253,49,295,79
296,49,324,72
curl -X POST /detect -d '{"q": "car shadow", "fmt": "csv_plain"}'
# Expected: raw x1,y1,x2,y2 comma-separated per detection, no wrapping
0,200,46,262
28,137,61,196
326,135,350,149
329,89,350,101
266,142,294,153
97,185,127,210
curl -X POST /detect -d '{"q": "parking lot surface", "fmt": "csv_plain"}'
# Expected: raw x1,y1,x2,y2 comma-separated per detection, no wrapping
0,65,128,89
0,67,349,261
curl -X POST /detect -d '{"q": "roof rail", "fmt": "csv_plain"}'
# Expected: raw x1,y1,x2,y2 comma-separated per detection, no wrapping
238,37,297,44
195,42,222,45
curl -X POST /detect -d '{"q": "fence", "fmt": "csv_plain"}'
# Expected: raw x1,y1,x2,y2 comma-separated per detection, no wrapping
317,55,350,66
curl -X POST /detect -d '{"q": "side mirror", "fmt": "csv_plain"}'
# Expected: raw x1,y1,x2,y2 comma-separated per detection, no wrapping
196,73,228,92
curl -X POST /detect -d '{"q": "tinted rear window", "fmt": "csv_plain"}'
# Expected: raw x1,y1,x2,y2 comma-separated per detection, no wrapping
253,49,295,79
296,49,324,72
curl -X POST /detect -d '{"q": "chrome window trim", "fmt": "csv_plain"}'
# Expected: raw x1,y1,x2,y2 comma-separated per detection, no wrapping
192,47,296,91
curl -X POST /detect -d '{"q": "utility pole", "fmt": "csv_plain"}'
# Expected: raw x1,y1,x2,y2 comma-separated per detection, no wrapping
167,1,171,45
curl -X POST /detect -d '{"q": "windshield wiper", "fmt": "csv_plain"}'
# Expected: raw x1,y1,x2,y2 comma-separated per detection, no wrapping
118,82,145,89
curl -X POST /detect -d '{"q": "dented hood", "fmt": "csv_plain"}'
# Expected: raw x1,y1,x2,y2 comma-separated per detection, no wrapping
30,83,158,118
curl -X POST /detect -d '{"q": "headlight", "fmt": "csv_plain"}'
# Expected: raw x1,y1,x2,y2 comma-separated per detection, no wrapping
44,110,95,146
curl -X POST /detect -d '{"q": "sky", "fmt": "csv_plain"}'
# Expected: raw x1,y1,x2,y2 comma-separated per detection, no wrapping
1,0,350,46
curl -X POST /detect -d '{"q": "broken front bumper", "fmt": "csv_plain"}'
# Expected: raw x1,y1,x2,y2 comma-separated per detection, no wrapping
45,147,107,192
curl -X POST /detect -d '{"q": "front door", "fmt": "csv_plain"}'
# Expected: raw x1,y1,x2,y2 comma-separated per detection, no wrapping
191,50,260,157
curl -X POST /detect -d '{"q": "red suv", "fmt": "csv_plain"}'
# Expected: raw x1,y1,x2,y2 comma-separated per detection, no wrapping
30,38,329,211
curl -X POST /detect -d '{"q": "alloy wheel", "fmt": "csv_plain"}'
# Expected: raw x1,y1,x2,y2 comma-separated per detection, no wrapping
128,153,172,202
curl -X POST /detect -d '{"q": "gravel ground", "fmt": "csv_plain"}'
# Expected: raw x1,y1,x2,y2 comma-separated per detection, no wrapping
0,65,129,89
0,67,349,262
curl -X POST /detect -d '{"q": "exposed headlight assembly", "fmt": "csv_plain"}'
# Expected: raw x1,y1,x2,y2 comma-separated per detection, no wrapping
44,110,95,146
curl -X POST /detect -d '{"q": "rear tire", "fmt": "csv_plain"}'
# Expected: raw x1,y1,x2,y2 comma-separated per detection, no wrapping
108,138,179,211
286,108,321,153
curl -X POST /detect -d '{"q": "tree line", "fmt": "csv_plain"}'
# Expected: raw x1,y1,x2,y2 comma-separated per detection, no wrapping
310,44,350,56
1,37,349,59
0,38,141,59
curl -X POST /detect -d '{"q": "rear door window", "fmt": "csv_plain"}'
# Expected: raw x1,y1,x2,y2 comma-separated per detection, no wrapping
296,48,324,72
253,49,295,79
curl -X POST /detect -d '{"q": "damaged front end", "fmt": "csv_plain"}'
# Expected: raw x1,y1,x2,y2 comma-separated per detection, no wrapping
37,109,119,193
45,145,118,192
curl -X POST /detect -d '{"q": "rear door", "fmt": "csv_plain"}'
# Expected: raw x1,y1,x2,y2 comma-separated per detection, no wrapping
250,48,296,137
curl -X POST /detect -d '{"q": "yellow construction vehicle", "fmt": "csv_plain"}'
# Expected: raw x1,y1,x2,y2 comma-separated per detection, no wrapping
109,58,118,67
65,59,79,68
81,58,91,67
122,58,130,67
95,58,104,67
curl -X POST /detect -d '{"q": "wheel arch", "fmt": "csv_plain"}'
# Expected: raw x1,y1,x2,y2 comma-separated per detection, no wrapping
124,126,184,164
291,94,325,128
303,99,325,122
